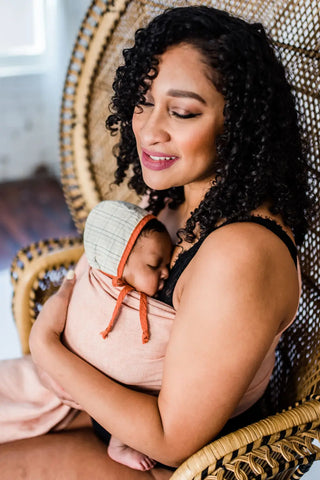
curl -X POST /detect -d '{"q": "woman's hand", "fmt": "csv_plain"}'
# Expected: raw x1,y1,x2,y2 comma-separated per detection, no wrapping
29,270,76,366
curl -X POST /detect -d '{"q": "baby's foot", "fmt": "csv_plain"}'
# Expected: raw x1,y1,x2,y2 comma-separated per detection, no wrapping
108,437,156,471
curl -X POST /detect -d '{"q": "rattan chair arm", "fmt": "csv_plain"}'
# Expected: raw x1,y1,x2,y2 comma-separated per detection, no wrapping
171,397,320,479
10,237,83,354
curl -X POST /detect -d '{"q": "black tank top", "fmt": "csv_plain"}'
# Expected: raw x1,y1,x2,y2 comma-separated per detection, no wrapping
156,216,297,307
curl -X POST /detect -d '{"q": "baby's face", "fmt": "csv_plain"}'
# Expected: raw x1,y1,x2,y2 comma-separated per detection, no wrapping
122,230,172,296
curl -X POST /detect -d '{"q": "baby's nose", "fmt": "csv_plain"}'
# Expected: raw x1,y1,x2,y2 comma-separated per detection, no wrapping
161,266,169,280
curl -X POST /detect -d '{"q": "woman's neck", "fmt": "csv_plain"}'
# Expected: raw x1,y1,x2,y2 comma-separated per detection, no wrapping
159,183,210,244
182,180,212,217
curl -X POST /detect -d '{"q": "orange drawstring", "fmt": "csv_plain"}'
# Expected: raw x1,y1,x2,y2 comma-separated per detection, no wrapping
100,283,134,339
139,293,149,344
99,273,150,343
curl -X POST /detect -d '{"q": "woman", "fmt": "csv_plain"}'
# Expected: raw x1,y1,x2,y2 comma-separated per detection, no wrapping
0,6,312,479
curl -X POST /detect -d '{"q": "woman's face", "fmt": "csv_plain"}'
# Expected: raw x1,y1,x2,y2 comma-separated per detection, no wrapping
132,43,225,192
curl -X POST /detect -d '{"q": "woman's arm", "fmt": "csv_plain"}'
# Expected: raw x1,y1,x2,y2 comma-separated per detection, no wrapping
30,222,299,466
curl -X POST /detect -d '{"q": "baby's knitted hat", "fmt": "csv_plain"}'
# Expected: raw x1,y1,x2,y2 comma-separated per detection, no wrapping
83,200,156,343
84,200,155,279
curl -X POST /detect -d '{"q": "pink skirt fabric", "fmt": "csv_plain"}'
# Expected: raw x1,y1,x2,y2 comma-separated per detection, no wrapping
0,355,79,442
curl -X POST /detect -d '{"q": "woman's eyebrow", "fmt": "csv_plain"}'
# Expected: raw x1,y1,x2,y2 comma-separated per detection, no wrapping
166,89,206,104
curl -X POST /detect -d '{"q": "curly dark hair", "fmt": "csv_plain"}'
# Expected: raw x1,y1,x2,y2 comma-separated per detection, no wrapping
106,5,313,246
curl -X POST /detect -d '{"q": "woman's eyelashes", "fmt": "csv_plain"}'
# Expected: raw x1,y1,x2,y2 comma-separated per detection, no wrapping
170,111,201,119
137,100,201,119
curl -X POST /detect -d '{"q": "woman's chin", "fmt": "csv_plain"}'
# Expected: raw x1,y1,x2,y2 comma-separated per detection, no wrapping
142,171,179,192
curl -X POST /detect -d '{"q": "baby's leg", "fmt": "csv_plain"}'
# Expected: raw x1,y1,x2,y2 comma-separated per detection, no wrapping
107,435,156,471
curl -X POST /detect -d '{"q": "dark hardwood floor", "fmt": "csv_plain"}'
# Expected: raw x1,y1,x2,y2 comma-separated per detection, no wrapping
0,177,78,270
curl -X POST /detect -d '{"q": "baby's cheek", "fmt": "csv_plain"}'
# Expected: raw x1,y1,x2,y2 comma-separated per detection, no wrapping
144,273,159,297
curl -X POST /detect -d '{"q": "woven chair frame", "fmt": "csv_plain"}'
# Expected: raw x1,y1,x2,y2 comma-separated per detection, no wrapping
10,0,320,478
171,396,320,479
11,238,83,348
60,0,139,234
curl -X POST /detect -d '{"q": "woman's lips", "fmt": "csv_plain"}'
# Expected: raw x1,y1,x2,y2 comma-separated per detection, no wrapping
141,149,179,171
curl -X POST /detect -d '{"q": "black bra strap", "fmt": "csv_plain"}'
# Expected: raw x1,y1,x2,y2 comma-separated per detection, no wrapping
219,216,297,268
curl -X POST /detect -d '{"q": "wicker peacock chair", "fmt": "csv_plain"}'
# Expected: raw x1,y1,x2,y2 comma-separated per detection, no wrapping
10,0,320,478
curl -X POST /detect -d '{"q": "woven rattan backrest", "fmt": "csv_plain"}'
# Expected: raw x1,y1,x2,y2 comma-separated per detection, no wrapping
60,0,320,413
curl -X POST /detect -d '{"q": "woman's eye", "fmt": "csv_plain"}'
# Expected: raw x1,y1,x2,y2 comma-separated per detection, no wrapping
135,100,201,119
147,264,158,271
171,111,201,119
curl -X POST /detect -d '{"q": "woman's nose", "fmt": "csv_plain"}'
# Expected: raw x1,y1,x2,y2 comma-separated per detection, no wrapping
139,108,170,145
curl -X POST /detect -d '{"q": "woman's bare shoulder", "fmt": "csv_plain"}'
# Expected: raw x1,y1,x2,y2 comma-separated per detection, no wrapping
177,221,280,302
173,219,299,328
198,219,293,268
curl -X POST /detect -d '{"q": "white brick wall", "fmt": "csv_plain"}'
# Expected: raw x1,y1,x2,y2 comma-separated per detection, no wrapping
0,0,90,182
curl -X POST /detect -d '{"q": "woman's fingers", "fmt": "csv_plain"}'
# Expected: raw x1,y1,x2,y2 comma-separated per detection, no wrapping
43,269,76,326
30,270,77,359
55,269,76,301
66,270,75,280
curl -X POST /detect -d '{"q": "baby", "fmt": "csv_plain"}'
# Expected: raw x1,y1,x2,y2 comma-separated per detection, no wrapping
62,200,173,470
0,200,175,472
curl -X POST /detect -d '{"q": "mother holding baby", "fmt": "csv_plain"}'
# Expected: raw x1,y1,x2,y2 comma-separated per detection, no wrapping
1,5,312,479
